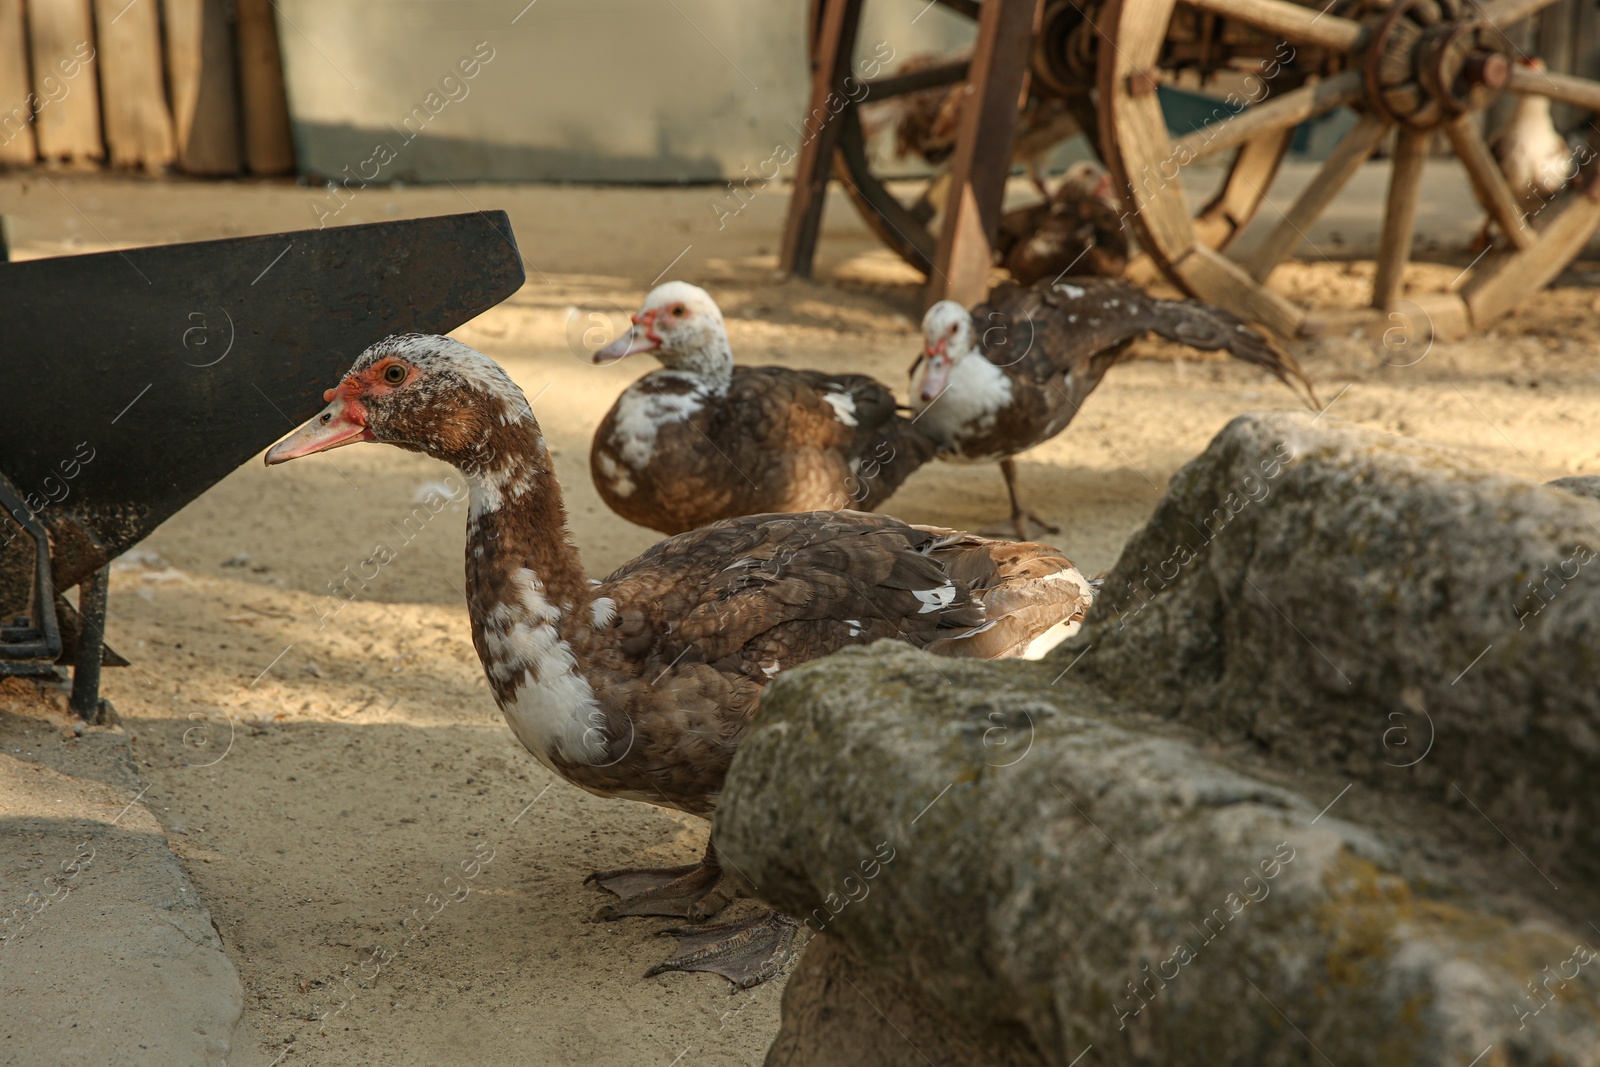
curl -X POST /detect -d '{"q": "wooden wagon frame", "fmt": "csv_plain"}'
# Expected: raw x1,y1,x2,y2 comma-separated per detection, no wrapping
780,0,1600,338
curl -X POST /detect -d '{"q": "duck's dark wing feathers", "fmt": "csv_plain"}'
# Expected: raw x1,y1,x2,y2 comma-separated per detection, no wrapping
976,278,1318,406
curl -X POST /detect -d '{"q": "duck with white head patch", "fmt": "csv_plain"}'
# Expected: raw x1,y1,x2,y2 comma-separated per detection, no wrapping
590,281,938,534
910,277,1318,538
266,334,1096,988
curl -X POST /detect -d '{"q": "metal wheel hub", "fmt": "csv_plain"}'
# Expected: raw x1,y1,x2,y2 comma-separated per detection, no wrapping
1363,0,1510,128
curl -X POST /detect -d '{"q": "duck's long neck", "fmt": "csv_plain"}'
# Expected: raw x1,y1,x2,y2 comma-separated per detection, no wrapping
462,419,589,614
662,329,735,383
459,416,612,769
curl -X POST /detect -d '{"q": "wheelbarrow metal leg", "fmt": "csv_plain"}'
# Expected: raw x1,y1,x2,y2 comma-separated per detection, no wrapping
69,565,109,722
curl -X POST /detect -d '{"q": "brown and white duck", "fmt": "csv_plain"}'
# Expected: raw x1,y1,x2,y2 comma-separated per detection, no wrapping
1480,57,1576,247
265,334,1095,988
996,161,1128,285
589,282,937,535
910,278,1317,537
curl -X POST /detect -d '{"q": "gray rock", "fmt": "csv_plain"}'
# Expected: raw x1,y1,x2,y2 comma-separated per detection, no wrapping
1549,475,1600,502
718,647,1600,1067
718,412,1600,1065
1074,412,1600,886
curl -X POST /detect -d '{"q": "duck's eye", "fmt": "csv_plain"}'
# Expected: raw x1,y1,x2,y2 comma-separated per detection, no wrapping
382,364,407,385
948,324,958,335
671,304,686,318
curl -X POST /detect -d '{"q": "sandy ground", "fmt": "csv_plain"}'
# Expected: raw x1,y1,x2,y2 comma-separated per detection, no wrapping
2,168,1599,1066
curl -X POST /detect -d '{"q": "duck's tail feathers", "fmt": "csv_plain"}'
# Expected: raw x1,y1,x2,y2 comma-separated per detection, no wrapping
1149,299,1321,410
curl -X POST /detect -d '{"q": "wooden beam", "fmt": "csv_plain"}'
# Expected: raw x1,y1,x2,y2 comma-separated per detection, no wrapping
1243,111,1389,281
165,0,242,175
1181,0,1365,52
1170,70,1363,163
1444,113,1532,251
779,0,864,279
1371,127,1429,310
927,0,1039,308
235,0,296,175
94,0,176,169
28,0,102,162
0,0,36,163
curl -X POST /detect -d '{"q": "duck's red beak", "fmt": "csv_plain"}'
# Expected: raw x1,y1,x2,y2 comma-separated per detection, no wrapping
264,393,374,465
594,310,661,364
918,345,954,403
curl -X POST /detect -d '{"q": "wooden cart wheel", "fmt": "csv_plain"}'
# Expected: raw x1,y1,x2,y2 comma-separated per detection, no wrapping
1097,0,1600,337
808,0,1073,277
809,0,973,276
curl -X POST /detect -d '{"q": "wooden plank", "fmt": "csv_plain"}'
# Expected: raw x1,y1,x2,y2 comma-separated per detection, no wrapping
1444,114,1533,251
1182,0,1365,52
1371,127,1429,310
28,0,102,162
235,0,294,175
1243,111,1389,281
165,0,242,175
93,0,176,169
1463,189,1600,325
1171,70,1363,163
778,0,864,279
1172,244,1304,337
927,0,1039,308
0,0,36,162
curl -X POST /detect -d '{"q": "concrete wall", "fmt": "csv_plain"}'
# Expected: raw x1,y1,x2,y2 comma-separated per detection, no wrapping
276,0,973,184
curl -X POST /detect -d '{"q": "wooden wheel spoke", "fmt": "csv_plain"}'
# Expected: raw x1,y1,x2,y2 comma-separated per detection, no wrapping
1181,0,1364,53
863,60,970,99
1243,112,1390,282
1444,114,1533,251
1506,64,1600,114
1464,192,1600,323
1195,129,1293,250
1476,0,1564,32
1171,70,1364,164
1372,128,1430,310
832,109,937,269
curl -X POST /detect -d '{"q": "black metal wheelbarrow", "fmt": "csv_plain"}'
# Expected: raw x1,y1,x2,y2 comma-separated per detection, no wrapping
0,211,526,718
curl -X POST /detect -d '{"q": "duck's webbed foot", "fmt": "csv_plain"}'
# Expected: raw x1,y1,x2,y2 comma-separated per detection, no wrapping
994,456,1062,540
1011,507,1062,539
644,909,802,990
586,848,736,922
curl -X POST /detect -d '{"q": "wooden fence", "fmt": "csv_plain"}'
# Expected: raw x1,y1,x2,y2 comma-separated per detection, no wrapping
0,0,293,175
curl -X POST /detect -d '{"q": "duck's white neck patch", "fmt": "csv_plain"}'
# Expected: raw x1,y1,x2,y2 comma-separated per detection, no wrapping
480,568,605,770
605,371,722,470
466,463,538,521
911,353,1013,450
